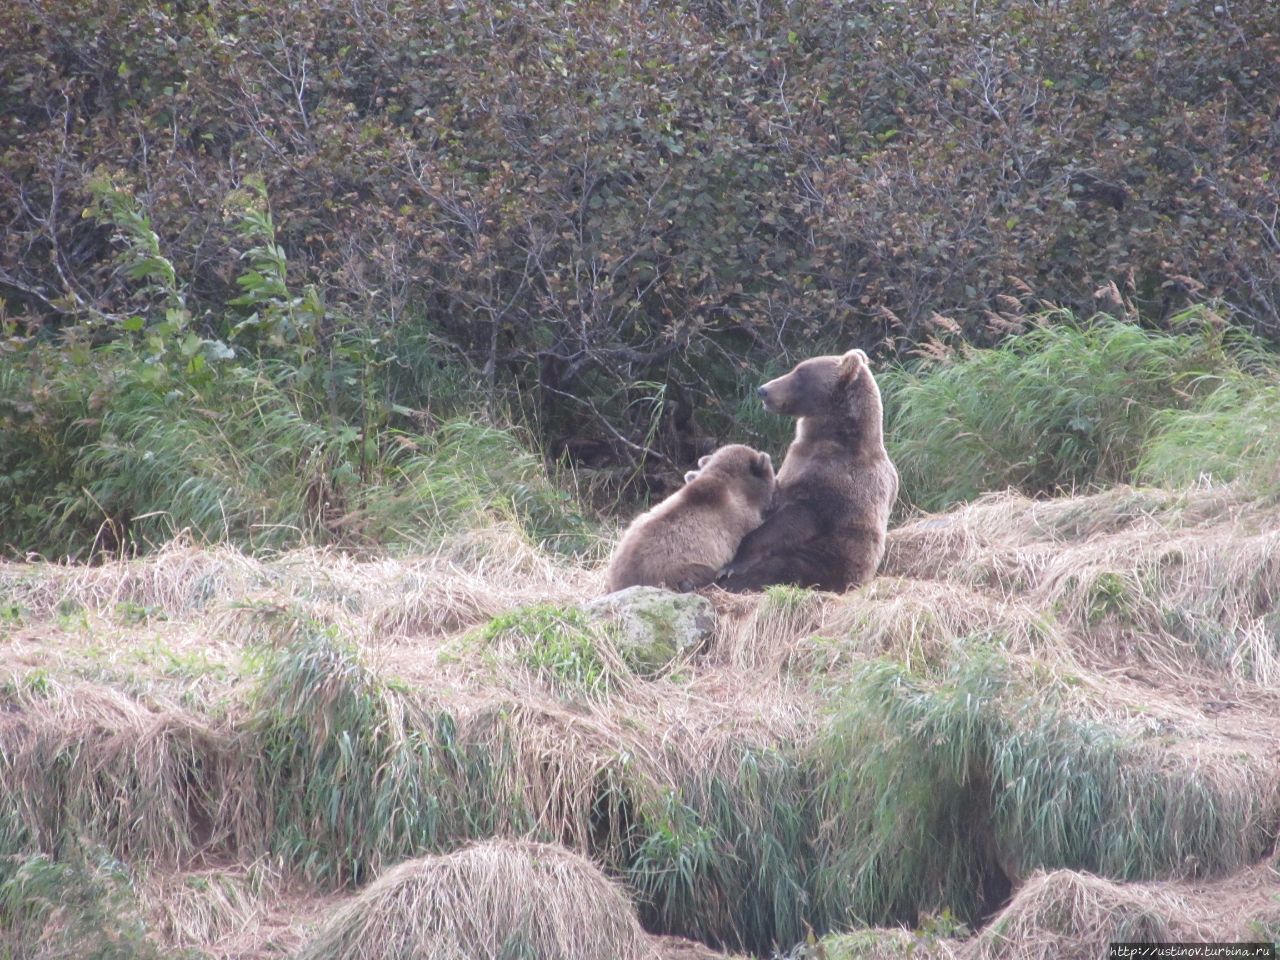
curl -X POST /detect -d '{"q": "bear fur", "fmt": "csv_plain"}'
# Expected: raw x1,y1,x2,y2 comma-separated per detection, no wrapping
719,349,898,593
605,444,775,593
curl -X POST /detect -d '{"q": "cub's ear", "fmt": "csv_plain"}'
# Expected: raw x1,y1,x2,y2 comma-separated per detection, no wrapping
697,454,713,468
838,348,869,381
750,451,773,479
684,470,700,484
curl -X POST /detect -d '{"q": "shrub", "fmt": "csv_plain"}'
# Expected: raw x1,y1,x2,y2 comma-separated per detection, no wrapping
3,0,1277,474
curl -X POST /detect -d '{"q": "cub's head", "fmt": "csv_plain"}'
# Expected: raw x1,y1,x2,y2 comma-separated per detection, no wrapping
688,443,774,507
755,349,872,419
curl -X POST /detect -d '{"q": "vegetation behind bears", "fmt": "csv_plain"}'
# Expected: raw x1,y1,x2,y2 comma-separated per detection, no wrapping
1,0,1278,556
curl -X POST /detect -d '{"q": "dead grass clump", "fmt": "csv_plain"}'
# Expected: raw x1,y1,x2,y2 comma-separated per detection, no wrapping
296,839,655,960
2,540,265,620
970,869,1197,960
885,485,1280,680
803,579,1060,677
140,859,281,950
708,585,828,671
367,526,596,640
0,678,249,866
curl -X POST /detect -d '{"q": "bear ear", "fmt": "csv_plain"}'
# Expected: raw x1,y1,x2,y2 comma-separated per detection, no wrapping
697,454,713,468
684,470,700,484
838,348,868,381
750,451,772,478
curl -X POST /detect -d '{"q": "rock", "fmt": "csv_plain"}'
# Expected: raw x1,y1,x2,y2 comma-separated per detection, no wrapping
582,586,715,675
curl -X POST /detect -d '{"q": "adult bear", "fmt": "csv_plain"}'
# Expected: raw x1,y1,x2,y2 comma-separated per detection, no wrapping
719,349,898,593
605,444,775,593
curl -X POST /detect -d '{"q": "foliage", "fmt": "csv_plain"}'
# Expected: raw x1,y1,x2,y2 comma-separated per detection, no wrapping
0,179,591,558
882,311,1274,510
1,0,1276,478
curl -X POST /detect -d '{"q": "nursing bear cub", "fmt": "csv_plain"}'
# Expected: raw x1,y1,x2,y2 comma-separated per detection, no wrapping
605,444,775,593
719,348,898,593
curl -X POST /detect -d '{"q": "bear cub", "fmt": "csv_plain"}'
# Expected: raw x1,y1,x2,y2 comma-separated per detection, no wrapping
719,348,898,593
605,444,775,593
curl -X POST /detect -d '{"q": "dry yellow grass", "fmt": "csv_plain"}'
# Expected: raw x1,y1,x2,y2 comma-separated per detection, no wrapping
3,483,1280,958
296,839,656,960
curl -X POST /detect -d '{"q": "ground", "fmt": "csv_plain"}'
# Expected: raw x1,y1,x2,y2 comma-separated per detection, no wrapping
2,483,1279,959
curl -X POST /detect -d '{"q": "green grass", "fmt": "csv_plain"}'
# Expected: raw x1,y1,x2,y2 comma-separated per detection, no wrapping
247,629,499,885
0,341,595,560
479,604,617,697
881,310,1258,510
812,651,1271,929
1138,374,1280,498
0,820,161,960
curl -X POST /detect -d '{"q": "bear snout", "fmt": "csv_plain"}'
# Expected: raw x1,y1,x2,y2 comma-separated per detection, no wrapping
757,385,769,400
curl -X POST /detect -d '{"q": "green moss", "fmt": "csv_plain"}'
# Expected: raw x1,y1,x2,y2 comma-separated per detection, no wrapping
480,603,615,696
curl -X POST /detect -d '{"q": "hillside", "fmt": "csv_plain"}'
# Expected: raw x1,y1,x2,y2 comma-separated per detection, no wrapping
3,480,1279,958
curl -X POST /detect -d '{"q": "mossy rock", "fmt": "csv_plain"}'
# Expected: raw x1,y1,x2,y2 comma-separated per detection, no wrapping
583,587,714,676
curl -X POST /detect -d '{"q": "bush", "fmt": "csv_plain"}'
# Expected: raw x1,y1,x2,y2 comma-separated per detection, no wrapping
2,0,1277,473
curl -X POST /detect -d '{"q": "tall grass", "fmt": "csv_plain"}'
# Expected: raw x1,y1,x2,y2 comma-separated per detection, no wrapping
1137,374,1280,497
246,629,500,885
812,651,1273,929
627,747,814,953
882,311,1253,510
0,340,593,558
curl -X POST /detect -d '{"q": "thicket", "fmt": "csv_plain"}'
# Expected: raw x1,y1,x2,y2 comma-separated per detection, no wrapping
0,178,592,558
2,0,1277,499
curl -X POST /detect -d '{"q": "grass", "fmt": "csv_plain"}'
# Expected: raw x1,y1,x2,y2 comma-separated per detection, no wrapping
881,310,1276,511
812,652,1275,930
1,342,596,560
296,840,653,960
478,604,620,698
1138,374,1280,498
4,313,1280,958
0,840,162,960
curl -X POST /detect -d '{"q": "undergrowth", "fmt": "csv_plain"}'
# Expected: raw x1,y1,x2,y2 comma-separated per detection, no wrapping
883,310,1280,510
0,179,593,560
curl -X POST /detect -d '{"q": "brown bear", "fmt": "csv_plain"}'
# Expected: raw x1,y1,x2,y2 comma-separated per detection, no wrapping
605,444,775,593
719,349,898,593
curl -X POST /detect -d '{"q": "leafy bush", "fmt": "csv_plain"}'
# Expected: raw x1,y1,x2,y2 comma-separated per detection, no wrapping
1,0,1276,473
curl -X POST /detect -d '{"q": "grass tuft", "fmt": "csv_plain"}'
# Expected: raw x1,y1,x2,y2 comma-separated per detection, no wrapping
296,839,654,960
882,312,1248,510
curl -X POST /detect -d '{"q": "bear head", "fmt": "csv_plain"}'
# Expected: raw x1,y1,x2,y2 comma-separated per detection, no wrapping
689,443,775,507
756,349,871,418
